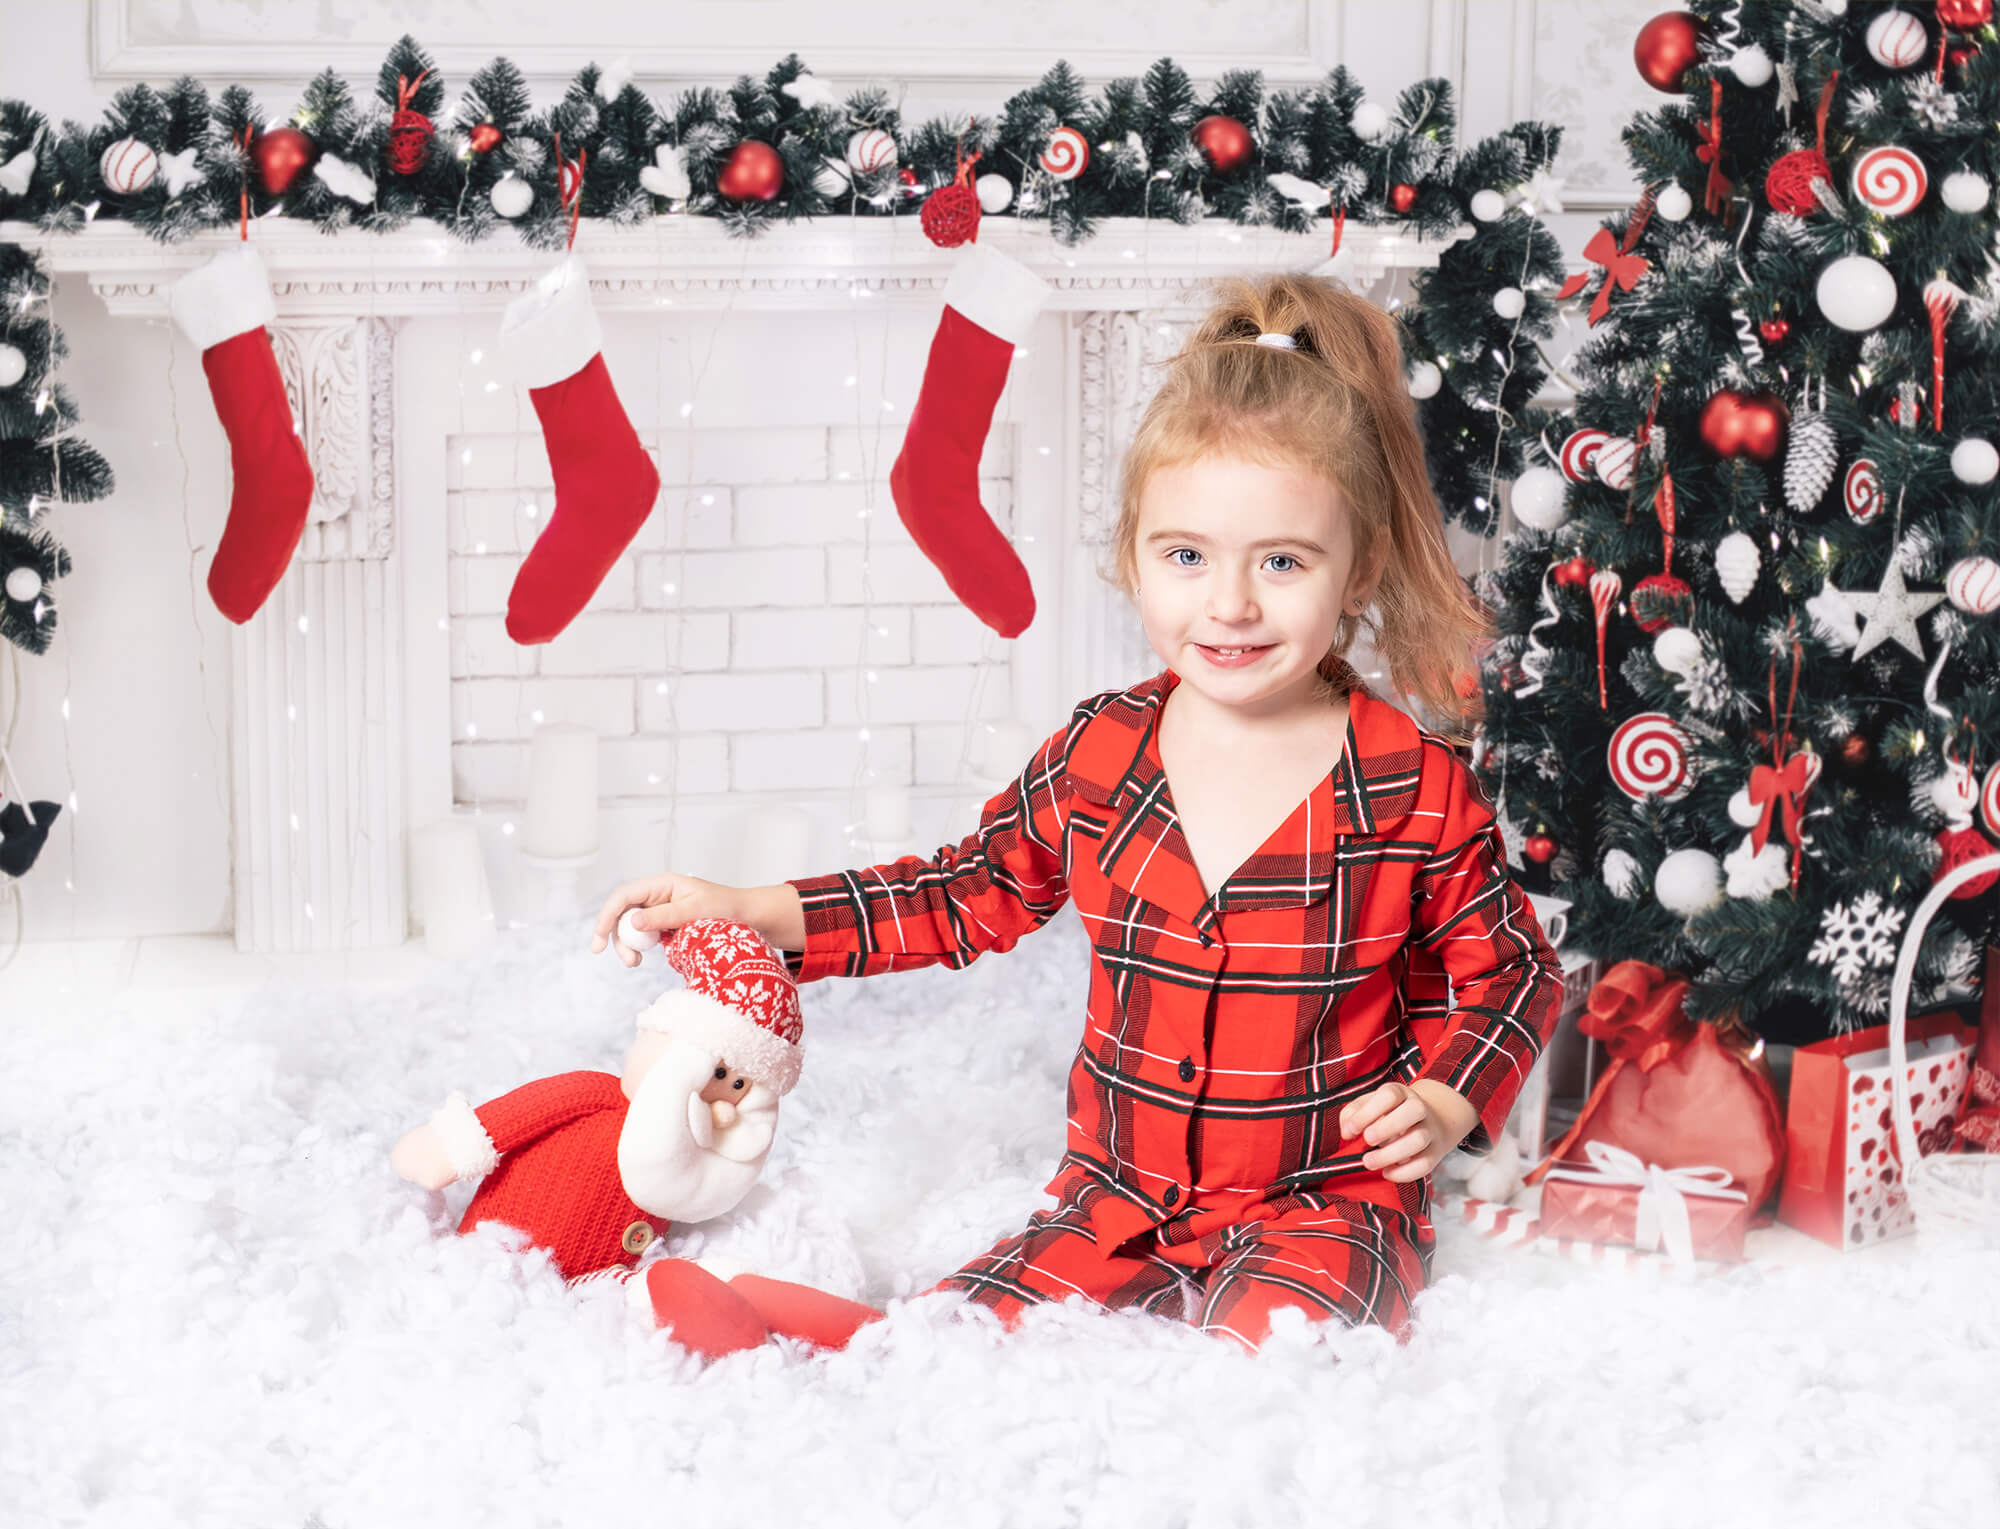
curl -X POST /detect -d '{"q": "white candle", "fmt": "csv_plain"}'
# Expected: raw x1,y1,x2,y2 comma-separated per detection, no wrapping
864,785,911,842
738,805,814,886
522,724,599,860
409,819,495,958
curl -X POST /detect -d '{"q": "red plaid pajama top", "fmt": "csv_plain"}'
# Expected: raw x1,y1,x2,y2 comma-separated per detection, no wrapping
782,663,1564,1253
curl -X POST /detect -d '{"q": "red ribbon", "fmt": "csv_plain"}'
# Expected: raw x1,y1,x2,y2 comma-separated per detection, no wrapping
1329,204,1347,260
1695,79,1732,216
236,124,252,241
396,68,431,114
1655,468,1676,573
1748,754,1812,857
1559,191,1655,327
1815,72,1839,161
554,131,588,251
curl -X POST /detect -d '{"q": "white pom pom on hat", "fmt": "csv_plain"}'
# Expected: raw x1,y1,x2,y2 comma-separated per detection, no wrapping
635,918,806,1096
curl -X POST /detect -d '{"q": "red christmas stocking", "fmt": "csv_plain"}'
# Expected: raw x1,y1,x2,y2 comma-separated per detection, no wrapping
889,240,1050,639
168,246,314,625
642,1259,769,1360
497,256,661,645
728,1272,883,1351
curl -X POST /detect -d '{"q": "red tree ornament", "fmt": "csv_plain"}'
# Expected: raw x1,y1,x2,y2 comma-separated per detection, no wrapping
1759,317,1790,344
1766,150,1831,214
1553,555,1596,589
1525,834,1559,864
1936,826,2000,899
387,68,435,176
1192,115,1252,175
920,128,984,250
1389,183,1418,213
1699,389,1789,462
1631,572,1694,634
254,126,315,194
1840,734,1871,767
718,140,784,202
469,123,504,155
1635,11,1705,92
1937,0,1992,28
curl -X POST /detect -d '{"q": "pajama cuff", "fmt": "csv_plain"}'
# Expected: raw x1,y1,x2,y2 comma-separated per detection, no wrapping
780,872,866,984
1413,1024,1537,1158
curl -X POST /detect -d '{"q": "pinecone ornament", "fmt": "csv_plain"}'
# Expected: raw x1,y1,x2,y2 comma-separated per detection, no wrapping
1785,409,1838,513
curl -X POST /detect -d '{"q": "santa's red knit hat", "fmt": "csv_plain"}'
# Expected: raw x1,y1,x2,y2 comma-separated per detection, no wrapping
636,918,805,1095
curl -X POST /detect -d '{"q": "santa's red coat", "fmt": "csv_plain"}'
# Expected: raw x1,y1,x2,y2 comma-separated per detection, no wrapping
460,1070,672,1282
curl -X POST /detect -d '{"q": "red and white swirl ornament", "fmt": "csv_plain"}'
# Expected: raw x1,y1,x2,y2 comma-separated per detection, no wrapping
1609,713,1694,802
1865,9,1930,70
99,136,159,194
1844,458,1884,523
1851,146,1927,217
1559,428,1611,483
1040,127,1090,182
1924,278,1963,432
1593,436,1638,491
1590,568,1623,711
1982,760,2000,839
1947,555,2000,615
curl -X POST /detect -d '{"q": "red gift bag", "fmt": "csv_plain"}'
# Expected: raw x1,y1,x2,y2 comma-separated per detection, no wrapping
1777,1009,1977,1249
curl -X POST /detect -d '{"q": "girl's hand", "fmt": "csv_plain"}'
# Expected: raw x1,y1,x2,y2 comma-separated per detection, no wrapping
590,873,751,967
1338,1080,1479,1183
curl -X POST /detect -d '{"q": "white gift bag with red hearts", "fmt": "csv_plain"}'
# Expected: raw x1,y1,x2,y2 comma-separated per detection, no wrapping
1778,1010,1976,1249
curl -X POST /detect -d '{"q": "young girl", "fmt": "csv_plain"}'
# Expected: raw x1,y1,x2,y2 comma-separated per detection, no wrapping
592,271,1564,1355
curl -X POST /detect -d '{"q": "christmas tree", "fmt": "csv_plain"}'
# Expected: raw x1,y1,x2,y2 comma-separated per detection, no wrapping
1476,0,2000,1041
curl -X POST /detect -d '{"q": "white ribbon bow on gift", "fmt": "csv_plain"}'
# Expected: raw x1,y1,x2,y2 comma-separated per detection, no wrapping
1543,1140,1747,1266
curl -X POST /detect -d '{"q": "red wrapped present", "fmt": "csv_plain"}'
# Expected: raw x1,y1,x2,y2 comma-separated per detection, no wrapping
1539,1140,1751,1265
1950,946,2000,1154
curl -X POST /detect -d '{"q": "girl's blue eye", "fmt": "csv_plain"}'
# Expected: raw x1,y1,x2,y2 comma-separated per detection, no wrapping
1265,554,1298,573
1170,547,1203,568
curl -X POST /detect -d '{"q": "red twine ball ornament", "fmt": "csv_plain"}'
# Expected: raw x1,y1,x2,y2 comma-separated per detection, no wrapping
1631,572,1694,634
1935,826,2000,900
920,130,984,249
1840,734,1871,767
254,125,315,195
1759,317,1790,344
1389,183,1418,213
468,123,503,155
1525,834,1559,864
1766,150,1832,216
1634,11,1705,93
1553,555,1596,589
1699,388,1790,462
1192,114,1253,175
1937,0,1992,29
718,139,784,202
387,69,435,177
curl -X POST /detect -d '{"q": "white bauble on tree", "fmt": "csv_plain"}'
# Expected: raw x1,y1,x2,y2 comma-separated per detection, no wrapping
1492,286,1527,320
1406,360,1442,399
1729,44,1774,87
846,128,898,174
0,341,25,388
1602,848,1641,899
1727,786,1762,829
4,565,42,603
1942,171,1991,214
1653,625,1702,677
1509,465,1569,530
812,158,852,198
1655,184,1694,222
1816,255,1898,332
1946,556,2000,616
1951,438,1999,485
1656,848,1724,916
1469,188,1506,222
489,175,534,218
1351,102,1390,142
1715,530,1760,604
975,173,1014,214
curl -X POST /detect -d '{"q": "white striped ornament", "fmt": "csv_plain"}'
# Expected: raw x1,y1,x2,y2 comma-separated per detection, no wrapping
1851,145,1928,217
99,136,158,194
1039,126,1090,181
1982,761,2000,839
844,128,898,174
1865,8,1929,69
1593,436,1638,491
1946,555,2000,616
1559,428,1611,483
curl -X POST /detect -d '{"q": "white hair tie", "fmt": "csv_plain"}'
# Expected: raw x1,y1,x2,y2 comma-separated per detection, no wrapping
1254,332,1298,349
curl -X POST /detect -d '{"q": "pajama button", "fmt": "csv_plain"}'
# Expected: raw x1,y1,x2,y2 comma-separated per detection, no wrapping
1162,1185,1180,1207
1178,1058,1196,1082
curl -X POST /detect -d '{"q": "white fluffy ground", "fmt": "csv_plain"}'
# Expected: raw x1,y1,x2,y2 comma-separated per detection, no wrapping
5,906,1998,1529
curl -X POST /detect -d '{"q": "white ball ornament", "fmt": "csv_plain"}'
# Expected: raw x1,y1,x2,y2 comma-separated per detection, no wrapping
1492,286,1527,321
1602,848,1641,900
616,907,661,954
1816,255,1897,332
1947,555,2000,616
975,173,1014,214
846,128,898,174
1406,360,1442,400
99,136,159,195
1865,8,1929,70
1715,530,1761,604
1509,466,1569,531
1942,171,1991,215
812,158,852,198
1593,437,1638,491
0,342,25,388
1351,102,1390,142
1727,786,1762,829
1655,183,1693,223
1469,189,1506,222
489,175,534,219
1729,44,1774,88
1653,626,1702,677
4,565,42,603
1951,438,1999,485
1655,848,1724,917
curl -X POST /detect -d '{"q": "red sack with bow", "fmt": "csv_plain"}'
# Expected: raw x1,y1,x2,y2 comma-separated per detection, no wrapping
1523,960,1788,1216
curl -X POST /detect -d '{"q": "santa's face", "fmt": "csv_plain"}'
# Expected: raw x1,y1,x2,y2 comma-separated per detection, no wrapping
617,1039,780,1223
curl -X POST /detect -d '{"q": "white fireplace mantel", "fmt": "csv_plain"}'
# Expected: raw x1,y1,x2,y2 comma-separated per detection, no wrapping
1,215,1462,952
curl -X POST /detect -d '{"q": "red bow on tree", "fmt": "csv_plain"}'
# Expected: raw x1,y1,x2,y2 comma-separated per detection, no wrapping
1558,225,1651,326
1747,753,1813,856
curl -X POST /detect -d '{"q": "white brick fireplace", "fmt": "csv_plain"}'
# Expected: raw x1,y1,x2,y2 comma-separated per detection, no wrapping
8,216,1450,950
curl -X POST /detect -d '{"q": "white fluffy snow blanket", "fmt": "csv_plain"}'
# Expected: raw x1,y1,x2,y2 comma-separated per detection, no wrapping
5,908,1998,1528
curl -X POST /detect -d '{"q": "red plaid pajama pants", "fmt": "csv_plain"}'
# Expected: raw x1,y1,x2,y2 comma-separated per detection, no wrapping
928,1193,1434,1352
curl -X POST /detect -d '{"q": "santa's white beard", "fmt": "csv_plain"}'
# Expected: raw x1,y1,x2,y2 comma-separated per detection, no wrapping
617,1038,779,1223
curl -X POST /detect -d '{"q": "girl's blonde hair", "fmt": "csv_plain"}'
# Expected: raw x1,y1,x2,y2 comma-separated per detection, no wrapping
1109,271,1488,735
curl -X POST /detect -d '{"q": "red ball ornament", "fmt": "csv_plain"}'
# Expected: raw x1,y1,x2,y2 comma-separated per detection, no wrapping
1635,11,1705,93
1937,0,1992,29
898,166,921,198
1935,826,2000,899
1948,43,1977,74
1759,317,1790,344
1192,114,1253,175
1699,389,1790,462
1525,834,1559,864
1631,572,1694,634
468,123,503,155
1840,734,1871,767
1766,150,1833,216
387,69,435,177
254,125,315,195
1389,183,1418,213
1553,555,1596,589
920,135,985,250
717,139,784,202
